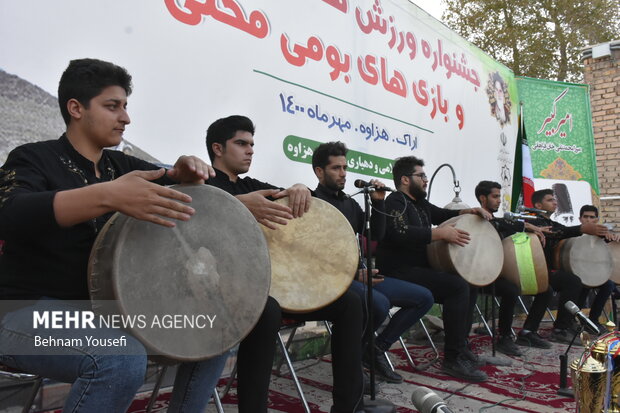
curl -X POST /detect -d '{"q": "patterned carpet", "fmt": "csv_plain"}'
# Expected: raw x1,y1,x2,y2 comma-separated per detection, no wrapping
125,326,582,412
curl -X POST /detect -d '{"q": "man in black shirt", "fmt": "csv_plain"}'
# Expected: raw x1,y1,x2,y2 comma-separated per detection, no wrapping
472,181,548,355
311,142,433,384
206,116,380,413
0,59,227,412
376,156,492,382
576,205,617,332
515,189,609,346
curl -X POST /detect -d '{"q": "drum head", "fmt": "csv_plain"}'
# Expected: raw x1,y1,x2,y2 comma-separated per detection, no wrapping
428,214,503,286
261,197,358,313
89,184,271,361
561,235,612,287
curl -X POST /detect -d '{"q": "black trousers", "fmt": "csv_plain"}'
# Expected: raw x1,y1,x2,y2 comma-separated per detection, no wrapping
284,290,364,413
236,291,364,413
523,269,583,331
478,277,520,336
388,267,478,360
236,296,281,413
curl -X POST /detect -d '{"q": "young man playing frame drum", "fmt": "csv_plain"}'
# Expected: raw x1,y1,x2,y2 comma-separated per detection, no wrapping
516,189,609,346
205,116,389,413
0,58,228,412
577,205,618,332
472,180,549,355
376,156,492,382
311,141,433,384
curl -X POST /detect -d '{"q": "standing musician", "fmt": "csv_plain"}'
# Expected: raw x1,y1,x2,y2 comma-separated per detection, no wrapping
515,189,609,346
0,59,228,412
472,181,548,355
577,205,619,331
311,142,433,384
376,156,492,382
205,116,392,413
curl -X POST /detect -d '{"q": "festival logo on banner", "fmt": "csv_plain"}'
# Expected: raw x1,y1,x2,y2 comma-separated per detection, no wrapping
486,70,515,211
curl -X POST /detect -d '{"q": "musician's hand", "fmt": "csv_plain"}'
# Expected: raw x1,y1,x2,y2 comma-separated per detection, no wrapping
369,179,386,201
605,232,620,242
107,169,195,227
274,184,311,218
471,207,493,221
534,230,546,247
166,155,216,184
356,268,384,285
538,225,553,235
435,224,470,246
236,190,294,230
524,222,546,245
581,223,609,237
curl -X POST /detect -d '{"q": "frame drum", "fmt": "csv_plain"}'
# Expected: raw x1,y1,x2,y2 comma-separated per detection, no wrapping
554,235,612,287
261,197,358,313
500,232,548,295
88,184,271,361
427,214,503,286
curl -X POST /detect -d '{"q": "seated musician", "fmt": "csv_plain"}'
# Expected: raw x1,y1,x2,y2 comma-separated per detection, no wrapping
577,205,618,332
471,181,548,355
376,156,492,382
0,59,228,412
205,116,390,413
311,142,433,384
516,189,609,346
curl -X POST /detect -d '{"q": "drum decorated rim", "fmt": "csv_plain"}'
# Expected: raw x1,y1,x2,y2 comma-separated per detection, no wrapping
499,232,549,295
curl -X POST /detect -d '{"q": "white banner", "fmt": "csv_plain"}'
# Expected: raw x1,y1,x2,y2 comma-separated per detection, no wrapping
0,0,518,209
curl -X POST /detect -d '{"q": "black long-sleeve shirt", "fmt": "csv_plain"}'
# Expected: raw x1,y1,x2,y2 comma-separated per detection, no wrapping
313,184,385,241
376,191,458,275
0,134,172,299
206,168,280,195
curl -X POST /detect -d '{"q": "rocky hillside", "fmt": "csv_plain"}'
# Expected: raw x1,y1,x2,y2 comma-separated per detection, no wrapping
0,69,159,164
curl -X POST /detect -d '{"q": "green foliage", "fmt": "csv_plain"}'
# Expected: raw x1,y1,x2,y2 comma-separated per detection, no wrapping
442,0,620,82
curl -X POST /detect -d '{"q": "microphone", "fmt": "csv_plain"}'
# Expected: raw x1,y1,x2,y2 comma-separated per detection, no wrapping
353,179,394,192
565,301,600,335
411,387,454,413
503,211,538,221
518,206,547,215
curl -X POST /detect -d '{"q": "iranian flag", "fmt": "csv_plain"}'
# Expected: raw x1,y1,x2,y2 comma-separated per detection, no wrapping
511,104,535,209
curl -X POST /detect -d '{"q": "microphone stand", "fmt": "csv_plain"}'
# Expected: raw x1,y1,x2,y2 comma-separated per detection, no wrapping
557,326,580,397
361,186,395,412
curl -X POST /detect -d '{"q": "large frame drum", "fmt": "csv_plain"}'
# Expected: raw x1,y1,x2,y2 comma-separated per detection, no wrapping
427,214,503,286
260,197,358,313
500,232,548,295
89,184,271,361
554,235,612,287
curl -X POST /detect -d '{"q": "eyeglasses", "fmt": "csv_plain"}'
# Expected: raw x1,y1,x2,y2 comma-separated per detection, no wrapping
410,172,428,181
